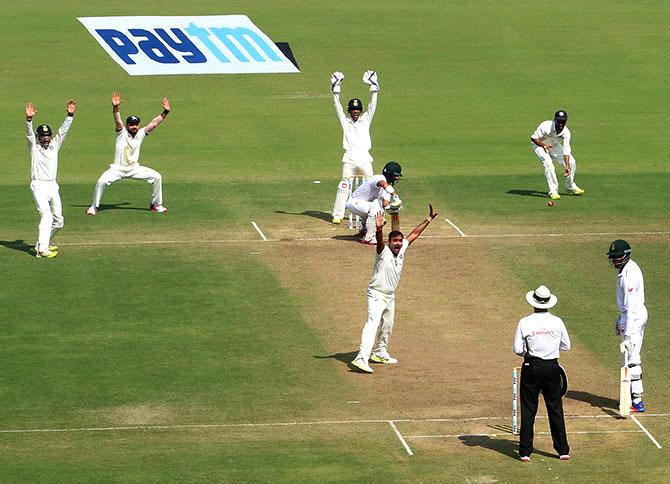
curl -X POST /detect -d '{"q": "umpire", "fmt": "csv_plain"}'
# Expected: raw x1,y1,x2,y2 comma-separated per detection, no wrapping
513,285,571,462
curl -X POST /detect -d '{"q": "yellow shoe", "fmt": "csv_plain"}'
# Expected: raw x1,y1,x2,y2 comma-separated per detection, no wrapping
332,217,342,224
549,193,561,200
36,250,58,259
569,187,585,195
49,245,58,252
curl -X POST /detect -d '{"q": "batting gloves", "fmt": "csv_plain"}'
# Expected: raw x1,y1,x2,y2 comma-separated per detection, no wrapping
331,71,344,94
620,337,634,354
362,70,379,92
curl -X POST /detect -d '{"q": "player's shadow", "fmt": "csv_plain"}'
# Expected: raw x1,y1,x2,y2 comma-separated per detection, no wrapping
274,210,332,222
0,239,34,255
71,202,147,212
459,433,556,460
565,389,621,416
332,234,363,242
313,350,363,372
507,189,548,198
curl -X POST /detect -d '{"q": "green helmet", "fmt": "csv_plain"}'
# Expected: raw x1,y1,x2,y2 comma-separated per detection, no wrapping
607,239,631,258
382,161,403,180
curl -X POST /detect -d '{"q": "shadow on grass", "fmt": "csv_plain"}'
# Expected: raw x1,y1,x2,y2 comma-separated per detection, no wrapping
507,189,547,198
275,210,332,222
566,389,621,417
70,202,148,212
0,239,34,256
459,433,556,460
314,350,370,373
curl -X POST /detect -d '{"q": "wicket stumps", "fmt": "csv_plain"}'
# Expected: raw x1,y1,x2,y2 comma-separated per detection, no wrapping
512,367,520,435
347,176,364,230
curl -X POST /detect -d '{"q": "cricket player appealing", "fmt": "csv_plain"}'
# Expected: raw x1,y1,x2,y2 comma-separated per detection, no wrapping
607,239,648,412
514,285,571,462
330,70,379,224
86,92,170,215
25,100,76,258
530,110,585,200
346,161,403,244
351,204,438,374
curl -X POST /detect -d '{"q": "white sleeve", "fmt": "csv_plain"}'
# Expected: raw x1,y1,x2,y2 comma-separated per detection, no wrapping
559,320,571,351
366,91,378,120
53,115,73,149
622,270,645,335
531,121,548,140
562,128,572,155
26,120,36,150
333,93,347,128
513,322,526,355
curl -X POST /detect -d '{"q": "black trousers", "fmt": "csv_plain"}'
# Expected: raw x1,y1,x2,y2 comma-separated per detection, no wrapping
519,358,569,457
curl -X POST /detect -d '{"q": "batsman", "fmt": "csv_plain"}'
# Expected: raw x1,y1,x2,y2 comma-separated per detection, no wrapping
330,69,379,224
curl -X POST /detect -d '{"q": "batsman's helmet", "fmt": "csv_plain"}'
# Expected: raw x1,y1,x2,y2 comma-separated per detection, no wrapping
126,115,141,125
347,98,364,111
382,161,403,184
36,124,52,137
554,110,568,121
607,239,631,269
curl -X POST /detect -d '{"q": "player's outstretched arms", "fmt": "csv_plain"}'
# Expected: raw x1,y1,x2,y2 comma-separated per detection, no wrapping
145,97,171,134
406,204,438,245
112,92,123,131
375,211,386,254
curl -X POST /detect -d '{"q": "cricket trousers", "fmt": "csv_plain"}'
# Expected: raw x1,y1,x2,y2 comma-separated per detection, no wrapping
519,357,570,457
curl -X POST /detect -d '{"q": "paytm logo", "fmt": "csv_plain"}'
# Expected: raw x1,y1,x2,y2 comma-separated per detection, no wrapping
78,15,300,76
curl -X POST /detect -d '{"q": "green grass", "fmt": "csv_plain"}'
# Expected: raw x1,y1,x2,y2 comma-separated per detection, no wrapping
1,0,669,482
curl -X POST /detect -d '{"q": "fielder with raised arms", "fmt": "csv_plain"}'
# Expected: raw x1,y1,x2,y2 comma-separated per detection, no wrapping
25,99,76,258
87,92,170,215
351,204,438,374
530,110,585,200
330,70,379,224
346,161,403,244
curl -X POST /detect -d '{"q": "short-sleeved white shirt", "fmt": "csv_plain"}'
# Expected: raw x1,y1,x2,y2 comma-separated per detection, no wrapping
616,259,647,335
531,120,572,156
513,312,571,360
367,239,409,302
113,127,147,172
351,174,387,202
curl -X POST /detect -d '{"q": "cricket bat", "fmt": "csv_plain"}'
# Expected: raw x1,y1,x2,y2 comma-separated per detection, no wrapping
619,349,631,416
391,212,400,232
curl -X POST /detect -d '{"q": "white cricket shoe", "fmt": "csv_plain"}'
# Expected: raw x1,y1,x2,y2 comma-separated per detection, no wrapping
86,206,97,216
351,356,373,373
370,352,398,364
150,204,168,213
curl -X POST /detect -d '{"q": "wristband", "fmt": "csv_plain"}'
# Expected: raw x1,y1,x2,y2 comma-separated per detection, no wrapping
162,109,170,115
384,186,395,195
425,217,432,223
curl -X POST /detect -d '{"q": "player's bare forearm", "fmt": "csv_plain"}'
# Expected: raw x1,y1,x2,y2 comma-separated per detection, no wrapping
146,98,170,133
375,211,386,253
407,204,438,245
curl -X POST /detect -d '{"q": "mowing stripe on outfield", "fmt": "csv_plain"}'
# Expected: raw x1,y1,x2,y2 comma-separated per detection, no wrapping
2,413,667,434
251,221,268,241
631,415,663,449
389,420,414,456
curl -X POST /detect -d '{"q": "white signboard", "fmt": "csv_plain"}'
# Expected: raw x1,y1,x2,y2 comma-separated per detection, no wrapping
78,15,300,76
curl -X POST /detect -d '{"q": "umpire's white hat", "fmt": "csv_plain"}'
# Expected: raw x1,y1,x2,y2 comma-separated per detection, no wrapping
526,285,557,309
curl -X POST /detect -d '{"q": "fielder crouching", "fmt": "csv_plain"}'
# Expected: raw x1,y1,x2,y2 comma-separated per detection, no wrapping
351,204,438,374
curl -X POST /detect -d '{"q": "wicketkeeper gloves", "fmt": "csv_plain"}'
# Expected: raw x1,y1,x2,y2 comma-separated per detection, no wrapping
331,71,344,94
362,70,379,92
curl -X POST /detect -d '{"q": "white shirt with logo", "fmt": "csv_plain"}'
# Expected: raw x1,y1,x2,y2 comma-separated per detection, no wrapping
27,117,73,181
113,127,148,172
367,239,409,302
616,259,647,335
514,312,571,360
333,92,377,164
530,120,572,156
351,174,387,202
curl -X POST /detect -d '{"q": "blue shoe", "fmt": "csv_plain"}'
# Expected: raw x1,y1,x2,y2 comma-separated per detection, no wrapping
631,401,645,413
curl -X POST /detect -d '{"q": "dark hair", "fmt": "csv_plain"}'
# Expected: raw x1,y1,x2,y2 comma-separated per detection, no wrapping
388,230,404,240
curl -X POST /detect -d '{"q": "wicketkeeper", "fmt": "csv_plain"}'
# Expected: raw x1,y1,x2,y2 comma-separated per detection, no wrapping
330,70,379,224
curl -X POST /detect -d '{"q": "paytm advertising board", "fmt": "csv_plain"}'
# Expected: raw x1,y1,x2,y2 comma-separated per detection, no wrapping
78,16,300,76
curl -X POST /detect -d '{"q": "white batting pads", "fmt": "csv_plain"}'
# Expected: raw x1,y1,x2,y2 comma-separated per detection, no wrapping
362,70,379,92
332,178,350,219
331,71,344,93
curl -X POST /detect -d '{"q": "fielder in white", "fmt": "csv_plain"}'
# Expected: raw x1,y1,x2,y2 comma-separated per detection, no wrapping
330,70,379,224
87,92,170,215
25,100,76,259
351,204,438,374
607,239,648,412
346,161,403,244
530,110,585,200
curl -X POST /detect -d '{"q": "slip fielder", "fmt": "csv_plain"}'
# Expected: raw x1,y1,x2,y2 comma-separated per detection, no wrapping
25,100,76,258
351,204,438,373
330,70,379,224
87,92,170,215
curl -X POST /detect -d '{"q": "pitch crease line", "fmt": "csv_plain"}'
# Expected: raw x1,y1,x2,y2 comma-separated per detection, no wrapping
631,415,663,449
445,219,466,237
251,221,268,241
389,420,414,456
